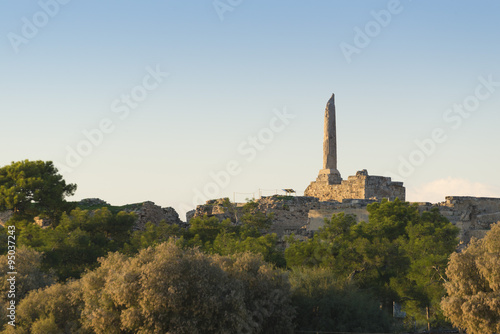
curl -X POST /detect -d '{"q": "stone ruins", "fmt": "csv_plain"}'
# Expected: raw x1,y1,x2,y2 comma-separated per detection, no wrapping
190,94,500,244
191,195,500,244
304,93,405,202
0,94,498,246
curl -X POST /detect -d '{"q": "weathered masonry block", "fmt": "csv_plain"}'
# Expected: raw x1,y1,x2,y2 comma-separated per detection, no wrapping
305,169,405,202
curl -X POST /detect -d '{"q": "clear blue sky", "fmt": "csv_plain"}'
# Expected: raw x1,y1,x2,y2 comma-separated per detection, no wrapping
2,0,500,218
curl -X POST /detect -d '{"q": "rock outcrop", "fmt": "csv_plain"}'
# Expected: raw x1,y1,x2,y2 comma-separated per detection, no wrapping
130,201,184,231
192,198,236,223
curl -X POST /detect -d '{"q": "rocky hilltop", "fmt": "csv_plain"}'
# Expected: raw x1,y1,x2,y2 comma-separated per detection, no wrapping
191,195,500,244
2,195,499,245
0,199,186,231
128,201,185,230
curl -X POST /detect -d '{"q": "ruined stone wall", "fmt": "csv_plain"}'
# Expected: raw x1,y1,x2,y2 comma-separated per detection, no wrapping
364,176,405,201
433,196,500,244
305,170,405,202
307,199,375,231
308,196,500,244
192,197,376,239
191,196,321,239
192,195,500,244
304,173,365,202
256,196,320,237
191,198,236,223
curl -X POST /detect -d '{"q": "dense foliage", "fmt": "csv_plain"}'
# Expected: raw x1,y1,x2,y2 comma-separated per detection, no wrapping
125,203,284,267
2,208,136,280
0,161,470,333
285,199,460,329
0,247,57,331
0,160,76,221
289,267,393,332
3,243,294,334
441,222,500,334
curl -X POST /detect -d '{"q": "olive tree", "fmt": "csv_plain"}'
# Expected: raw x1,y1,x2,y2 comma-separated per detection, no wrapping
441,222,500,334
79,242,294,333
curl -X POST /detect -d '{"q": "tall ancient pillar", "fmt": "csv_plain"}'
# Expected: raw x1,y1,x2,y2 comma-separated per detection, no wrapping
317,93,341,184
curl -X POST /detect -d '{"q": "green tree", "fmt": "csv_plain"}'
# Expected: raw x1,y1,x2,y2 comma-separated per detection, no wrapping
187,215,234,247
2,280,87,334
1,218,46,253
1,208,136,280
78,242,294,333
285,213,362,272
285,199,459,329
0,160,76,221
391,208,459,328
441,222,500,334
290,267,393,333
40,207,135,279
0,247,56,330
123,213,286,266
0,247,55,302
6,242,294,333
215,252,295,333
186,215,285,267
211,231,286,267
124,220,185,254
240,200,274,231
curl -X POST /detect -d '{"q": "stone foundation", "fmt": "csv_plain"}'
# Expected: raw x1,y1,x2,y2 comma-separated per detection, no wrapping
305,169,405,202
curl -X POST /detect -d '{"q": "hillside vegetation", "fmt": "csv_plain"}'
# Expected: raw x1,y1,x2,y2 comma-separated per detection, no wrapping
1,160,491,333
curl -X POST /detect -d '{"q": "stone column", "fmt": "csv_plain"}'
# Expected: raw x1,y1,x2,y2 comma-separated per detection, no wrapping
317,93,341,184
